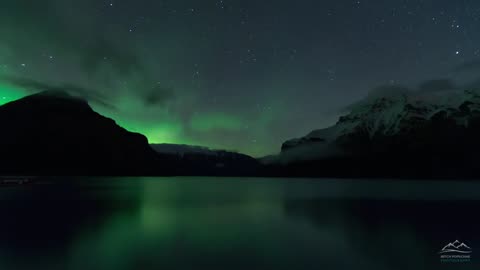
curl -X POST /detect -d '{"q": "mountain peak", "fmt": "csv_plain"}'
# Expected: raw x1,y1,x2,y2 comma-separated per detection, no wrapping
35,90,73,98
0,90,92,115
267,89,480,178
0,91,161,175
25,90,86,103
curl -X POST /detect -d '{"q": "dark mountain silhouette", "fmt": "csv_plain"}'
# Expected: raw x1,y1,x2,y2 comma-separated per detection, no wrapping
9,89,480,178
0,91,260,176
0,91,170,175
264,90,480,178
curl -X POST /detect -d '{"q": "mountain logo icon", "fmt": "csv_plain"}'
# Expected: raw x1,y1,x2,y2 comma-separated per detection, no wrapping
439,240,472,254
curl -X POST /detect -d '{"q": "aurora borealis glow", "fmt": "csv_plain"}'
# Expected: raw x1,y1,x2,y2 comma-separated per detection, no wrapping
1,0,480,156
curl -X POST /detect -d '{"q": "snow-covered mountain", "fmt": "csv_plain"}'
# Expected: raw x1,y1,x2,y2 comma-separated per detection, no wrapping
283,89,480,151
282,90,480,155
265,89,480,177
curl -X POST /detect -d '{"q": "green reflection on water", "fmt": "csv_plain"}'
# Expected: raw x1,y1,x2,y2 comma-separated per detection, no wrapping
1,177,480,270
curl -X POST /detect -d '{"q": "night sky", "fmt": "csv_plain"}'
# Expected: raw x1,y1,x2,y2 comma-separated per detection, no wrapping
1,0,479,156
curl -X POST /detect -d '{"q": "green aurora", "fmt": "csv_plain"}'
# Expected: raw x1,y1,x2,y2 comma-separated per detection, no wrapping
0,0,346,158
7,0,477,157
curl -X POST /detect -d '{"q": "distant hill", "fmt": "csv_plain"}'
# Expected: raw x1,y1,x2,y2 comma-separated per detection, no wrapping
151,144,260,176
151,144,218,156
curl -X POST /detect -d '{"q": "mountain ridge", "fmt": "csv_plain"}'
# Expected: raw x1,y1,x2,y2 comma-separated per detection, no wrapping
265,89,480,178
0,91,259,176
0,91,169,175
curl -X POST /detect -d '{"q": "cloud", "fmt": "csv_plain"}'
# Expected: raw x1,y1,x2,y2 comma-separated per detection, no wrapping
0,0,178,109
454,60,480,73
0,75,117,110
81,37,145,78
0,0,145,85
344,78,457,112
344,84,411,111
143,85,176,106
418,79,456,93
451,61,480,90
366,84,411,98
189,113,246,132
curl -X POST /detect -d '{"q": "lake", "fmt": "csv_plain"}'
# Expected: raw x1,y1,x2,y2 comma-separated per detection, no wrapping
0,177,479,270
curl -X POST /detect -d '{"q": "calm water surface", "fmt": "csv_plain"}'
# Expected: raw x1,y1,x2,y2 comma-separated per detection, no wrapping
1,177,480,270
